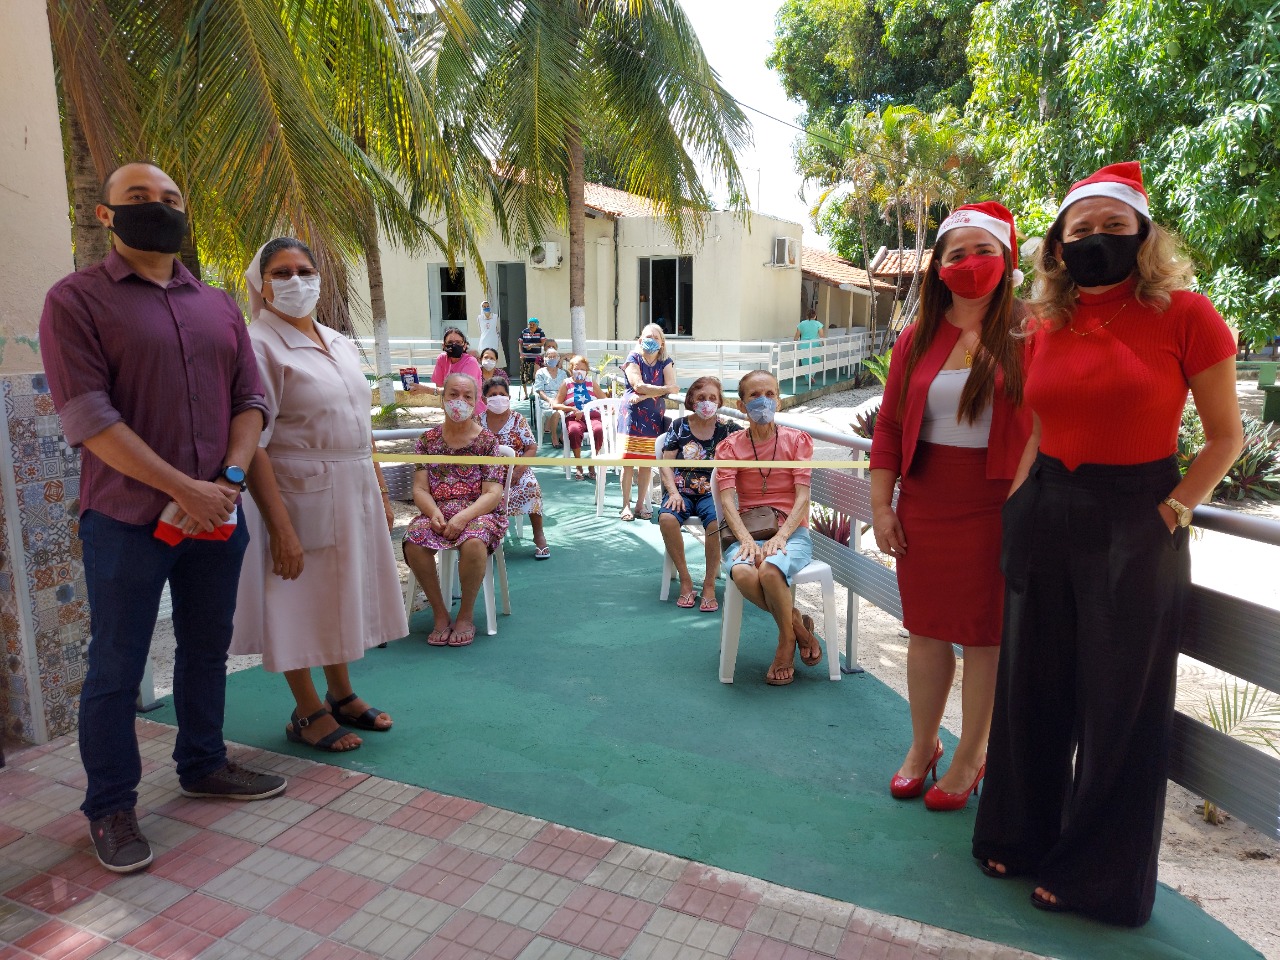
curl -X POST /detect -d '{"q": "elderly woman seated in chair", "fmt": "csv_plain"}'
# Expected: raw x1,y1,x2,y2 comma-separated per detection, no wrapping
658,376,741,612
714,370,821,685
402,373,508,647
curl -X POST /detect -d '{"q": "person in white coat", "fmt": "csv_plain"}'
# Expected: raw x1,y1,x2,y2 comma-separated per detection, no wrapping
476,300,501,360
232,237,409,753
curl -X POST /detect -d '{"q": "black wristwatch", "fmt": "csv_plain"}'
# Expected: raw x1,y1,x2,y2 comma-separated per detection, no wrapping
220,465,247,491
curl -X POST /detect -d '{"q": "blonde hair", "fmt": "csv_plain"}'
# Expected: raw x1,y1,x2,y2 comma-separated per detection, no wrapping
637,323,670,362
1027,218,1196,329
568,354,590,371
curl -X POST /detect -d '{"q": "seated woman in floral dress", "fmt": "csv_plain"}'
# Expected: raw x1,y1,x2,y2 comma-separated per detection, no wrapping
482,378,550,559
402,373,508,647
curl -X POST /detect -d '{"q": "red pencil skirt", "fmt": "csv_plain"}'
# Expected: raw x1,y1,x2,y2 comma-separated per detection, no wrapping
895,443,1008,647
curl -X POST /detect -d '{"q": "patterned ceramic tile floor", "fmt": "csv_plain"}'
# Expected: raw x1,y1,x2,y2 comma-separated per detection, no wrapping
0,720,1046,960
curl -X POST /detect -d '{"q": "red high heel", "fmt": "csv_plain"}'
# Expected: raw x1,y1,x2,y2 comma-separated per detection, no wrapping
889,740,943,799
924,761,985,811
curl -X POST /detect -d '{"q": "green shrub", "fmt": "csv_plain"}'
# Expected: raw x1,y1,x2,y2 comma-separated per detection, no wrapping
860,349,892,387
1178,409,1280,501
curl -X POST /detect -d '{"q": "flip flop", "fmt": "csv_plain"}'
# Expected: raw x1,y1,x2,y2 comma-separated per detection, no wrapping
534,545,551,560
796,614,822,666
637,508,653,520
1030,890,1071,913
676,591,697,609
448,623,476,646
619,507,634,521
326,692,392,731
699,596,719,613
765,666,795,686
426,626,452,646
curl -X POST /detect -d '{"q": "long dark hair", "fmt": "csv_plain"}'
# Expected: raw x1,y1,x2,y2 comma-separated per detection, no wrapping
900,240,1024,424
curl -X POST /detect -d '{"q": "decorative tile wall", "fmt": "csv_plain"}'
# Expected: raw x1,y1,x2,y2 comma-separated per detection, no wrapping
2,371,87,743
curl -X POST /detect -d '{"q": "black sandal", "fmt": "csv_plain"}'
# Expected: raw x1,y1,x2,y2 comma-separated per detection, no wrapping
286,708,358,752
326,692,392,732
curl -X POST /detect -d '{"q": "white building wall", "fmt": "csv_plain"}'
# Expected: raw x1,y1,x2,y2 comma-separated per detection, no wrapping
364,204,806,348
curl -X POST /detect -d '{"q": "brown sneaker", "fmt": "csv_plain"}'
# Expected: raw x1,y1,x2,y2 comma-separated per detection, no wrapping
180,761,286,801
89,809,153,873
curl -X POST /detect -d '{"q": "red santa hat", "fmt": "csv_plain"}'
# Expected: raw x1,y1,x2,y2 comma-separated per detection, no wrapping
935,201,1023,285
936,201,1017,252
1055,162,1150,219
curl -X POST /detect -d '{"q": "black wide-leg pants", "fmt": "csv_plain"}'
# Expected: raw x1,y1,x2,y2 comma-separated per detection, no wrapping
972,453,1190,927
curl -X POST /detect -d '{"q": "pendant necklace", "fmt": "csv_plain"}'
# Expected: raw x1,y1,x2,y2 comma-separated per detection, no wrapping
748,426,778,493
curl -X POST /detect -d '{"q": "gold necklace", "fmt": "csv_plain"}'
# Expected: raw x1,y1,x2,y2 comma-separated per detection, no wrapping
964,333,979,368
1070,299,1130,337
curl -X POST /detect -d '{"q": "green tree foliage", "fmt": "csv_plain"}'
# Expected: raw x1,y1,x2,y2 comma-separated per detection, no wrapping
967,0,1280,346
768,0,973,128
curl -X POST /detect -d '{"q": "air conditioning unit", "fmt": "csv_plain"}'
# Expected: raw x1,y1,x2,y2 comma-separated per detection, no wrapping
771,236,799,268
529,241,563,269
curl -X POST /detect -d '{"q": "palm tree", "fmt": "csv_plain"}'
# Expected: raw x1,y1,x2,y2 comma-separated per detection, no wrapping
47,0,485,398
440,0,751,355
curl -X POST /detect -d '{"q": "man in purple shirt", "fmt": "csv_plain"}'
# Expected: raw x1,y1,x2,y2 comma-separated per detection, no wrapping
40,163,286,874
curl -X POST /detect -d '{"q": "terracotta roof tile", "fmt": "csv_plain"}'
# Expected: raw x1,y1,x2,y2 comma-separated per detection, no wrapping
872,249,932,277
583,183,658,219
801,246,897,293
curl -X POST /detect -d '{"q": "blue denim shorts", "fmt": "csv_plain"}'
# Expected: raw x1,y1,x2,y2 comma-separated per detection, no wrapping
659,492,718,529
724,526,813,584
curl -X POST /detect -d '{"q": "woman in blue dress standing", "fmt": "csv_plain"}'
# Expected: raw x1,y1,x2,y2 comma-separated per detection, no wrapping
617,323,677,520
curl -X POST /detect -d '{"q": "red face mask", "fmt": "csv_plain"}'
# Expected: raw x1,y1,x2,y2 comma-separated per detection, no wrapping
937,254,1005,299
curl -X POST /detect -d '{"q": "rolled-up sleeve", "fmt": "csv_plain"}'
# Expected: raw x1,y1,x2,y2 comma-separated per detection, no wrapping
228,303,269,428
39,282,124,446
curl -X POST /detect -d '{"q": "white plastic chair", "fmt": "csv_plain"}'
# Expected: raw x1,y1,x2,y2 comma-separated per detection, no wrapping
710,469,840,682
402,445,515,636
582,397,623,517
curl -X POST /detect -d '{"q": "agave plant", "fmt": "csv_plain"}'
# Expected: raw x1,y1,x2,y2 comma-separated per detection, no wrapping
810,505,851,546
851,401,881,440
1217,415,1280,501
1194,679,1280,823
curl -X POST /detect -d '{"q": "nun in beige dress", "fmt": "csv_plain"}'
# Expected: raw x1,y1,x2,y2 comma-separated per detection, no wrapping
231,237,408,752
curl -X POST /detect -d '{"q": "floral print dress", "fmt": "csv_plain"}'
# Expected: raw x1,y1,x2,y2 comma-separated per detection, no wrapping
490,411,543,517
404,427,508,554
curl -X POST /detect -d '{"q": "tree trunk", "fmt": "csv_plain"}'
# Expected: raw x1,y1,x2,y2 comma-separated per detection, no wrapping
178,218,202,281
567,125,587,357
67,100,109,270
367,234,397,408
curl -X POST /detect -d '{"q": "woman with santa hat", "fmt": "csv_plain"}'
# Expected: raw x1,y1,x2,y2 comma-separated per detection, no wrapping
972,163,1242,926
870,202,1032,812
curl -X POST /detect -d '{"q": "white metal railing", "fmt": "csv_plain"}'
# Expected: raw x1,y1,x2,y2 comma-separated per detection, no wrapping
354,333,872,392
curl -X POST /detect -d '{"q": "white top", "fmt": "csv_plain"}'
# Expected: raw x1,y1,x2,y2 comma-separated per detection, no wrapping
919,368,992,448
477,309,500,354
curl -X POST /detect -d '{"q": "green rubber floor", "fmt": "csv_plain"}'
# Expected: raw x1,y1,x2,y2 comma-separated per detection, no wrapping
168,468,1261,960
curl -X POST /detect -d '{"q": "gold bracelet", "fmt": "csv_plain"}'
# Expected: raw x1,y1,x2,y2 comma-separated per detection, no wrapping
379,487,389,495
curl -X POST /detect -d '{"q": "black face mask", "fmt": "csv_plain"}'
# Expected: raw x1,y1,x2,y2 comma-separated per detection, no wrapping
105,202,188,254
1059,232,1143,288
445,342,466,359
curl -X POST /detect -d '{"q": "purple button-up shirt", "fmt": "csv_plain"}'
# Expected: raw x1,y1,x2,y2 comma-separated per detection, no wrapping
40,249,268,525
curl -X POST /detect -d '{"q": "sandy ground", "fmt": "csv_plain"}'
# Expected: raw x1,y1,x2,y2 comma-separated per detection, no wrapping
146,379,1280,957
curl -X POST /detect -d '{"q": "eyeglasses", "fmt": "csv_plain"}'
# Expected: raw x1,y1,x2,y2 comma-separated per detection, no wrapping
266,268,319,280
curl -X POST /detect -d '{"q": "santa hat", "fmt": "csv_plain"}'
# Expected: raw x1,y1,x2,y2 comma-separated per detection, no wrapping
936,201,1024,285
1056,162,1150,219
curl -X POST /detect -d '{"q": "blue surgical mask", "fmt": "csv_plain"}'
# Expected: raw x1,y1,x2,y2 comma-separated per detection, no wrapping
641,337,661,353
745,396,777,425
546,357,559,368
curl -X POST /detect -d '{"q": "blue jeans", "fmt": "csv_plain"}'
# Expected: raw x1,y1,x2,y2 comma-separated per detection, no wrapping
78,508,249,820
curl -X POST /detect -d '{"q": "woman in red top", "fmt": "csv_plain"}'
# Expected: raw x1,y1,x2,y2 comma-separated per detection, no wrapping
972,163,1242,927
870,203,1031,811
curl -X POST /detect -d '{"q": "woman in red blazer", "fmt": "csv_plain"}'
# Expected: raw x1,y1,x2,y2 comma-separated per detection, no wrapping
869,202,1032,811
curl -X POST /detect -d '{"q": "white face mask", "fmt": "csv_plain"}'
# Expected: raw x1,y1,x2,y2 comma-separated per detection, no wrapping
694,399,719,419
444,398,474,422
481,358,497,370
573,370,587,383
486,395,511,414
268,274,321,318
